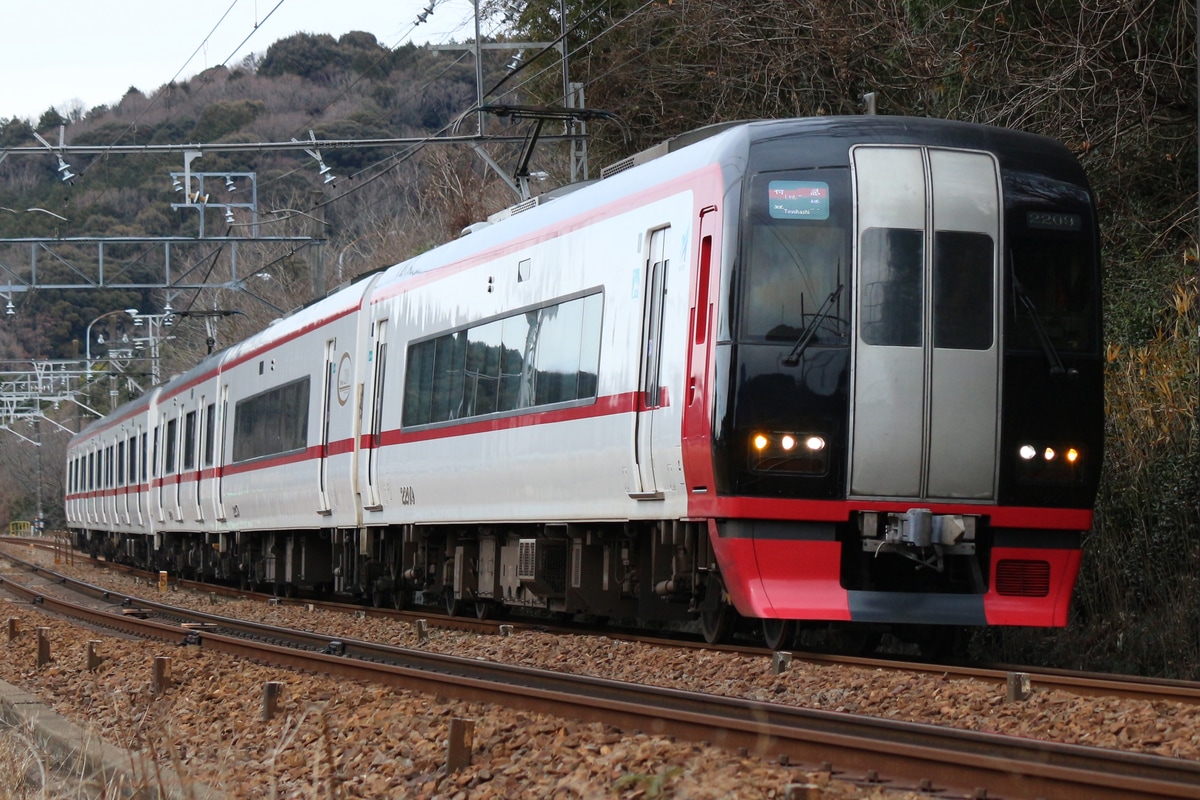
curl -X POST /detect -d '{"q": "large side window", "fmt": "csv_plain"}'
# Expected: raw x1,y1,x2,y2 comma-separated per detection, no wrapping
232,378,311,463
403,292,603,427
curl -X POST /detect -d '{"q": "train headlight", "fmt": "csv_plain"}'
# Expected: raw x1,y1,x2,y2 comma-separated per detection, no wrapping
1015,442,1084,484
749,431,829,475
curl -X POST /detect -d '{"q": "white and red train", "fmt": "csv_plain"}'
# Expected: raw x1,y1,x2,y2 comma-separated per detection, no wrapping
66,117,1103,649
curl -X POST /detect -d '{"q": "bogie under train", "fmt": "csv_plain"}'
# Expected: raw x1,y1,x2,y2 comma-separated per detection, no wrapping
66,117,1103,649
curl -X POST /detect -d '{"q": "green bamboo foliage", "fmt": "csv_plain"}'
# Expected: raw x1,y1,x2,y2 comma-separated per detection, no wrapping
1068,269,1197,676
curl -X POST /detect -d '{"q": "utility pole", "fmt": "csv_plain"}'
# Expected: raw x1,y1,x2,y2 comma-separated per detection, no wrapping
34,415,42,533
308,189,327,297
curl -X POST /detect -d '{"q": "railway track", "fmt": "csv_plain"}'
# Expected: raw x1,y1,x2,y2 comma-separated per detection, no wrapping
3,543,1200,798
7,539,1198,710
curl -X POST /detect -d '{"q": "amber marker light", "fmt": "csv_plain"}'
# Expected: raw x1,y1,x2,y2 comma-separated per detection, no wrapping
1066,448,1080,464
753,434,769,451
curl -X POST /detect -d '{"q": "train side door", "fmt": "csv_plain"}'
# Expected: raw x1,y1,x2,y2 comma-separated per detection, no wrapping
132,429,144,527
187,406,203,522
214,386,228,521
629,227,669,500
200,401,215,520
849,146,1000,500
118,437,129,525
137,430,147,526
317,339,336,515
363,320,388,510
154,423,166,524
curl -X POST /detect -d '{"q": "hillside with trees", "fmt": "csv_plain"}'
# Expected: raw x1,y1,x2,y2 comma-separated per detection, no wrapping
0,2,1195,676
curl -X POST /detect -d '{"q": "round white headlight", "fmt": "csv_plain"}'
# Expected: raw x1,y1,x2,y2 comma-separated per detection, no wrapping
1019,445,1037,460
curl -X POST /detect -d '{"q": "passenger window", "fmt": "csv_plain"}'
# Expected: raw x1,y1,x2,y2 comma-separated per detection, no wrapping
402,292,603,427
860,227,924,347
933,231,994,350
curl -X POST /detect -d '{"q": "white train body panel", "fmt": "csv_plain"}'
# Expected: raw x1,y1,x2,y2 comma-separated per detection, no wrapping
67,277,380,538
359,171,718,525
67,126,732,544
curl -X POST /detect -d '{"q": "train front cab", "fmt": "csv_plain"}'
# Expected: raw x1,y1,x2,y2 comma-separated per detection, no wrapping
698,120,1102,647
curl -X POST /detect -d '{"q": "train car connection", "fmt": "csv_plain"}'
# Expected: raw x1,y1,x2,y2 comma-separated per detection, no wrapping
66,116,1103,650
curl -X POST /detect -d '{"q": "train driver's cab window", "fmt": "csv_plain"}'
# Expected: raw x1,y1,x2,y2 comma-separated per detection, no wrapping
1009,206,1098,355
741,169,850,345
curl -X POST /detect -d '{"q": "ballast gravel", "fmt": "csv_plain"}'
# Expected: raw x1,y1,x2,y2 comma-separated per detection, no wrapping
2,548,1198,798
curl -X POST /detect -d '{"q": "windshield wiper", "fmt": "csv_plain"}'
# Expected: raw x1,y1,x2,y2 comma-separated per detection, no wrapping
783,283,844,366
1013,276,1076,376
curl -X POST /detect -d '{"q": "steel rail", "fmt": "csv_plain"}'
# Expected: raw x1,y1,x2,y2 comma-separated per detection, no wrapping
7,539,1200,706
3,545,502,635
1,562,1199,799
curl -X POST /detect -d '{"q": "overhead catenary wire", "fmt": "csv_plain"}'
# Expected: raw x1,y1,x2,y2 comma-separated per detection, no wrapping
80,0,244,172
296,1,661,218
14,2,666,275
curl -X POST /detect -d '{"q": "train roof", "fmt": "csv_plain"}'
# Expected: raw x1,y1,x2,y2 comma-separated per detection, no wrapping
368,115,1087,297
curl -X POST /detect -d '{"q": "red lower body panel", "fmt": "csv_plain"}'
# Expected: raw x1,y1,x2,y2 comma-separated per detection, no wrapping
983,546,1081,626
707,520,1083,627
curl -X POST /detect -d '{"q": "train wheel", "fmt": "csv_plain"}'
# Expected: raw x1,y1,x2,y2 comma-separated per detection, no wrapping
474,601,493,620
834,627,882,656
391,586,408,611
700,603,734,645
762,619,797,651
371,587,388,608
915,626,961,660
445,590,462,617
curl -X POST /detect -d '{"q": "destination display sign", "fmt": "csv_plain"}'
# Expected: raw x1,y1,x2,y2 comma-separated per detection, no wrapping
768,180,830,220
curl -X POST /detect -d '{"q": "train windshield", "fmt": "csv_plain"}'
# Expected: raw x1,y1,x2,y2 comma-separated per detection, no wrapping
1006,176,1100,355
740,168,851,344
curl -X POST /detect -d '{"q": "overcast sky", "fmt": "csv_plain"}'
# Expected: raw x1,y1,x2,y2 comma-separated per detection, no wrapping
2,0,487,123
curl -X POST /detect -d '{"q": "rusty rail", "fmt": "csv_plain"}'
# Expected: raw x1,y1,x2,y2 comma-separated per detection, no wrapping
1,558,1199,799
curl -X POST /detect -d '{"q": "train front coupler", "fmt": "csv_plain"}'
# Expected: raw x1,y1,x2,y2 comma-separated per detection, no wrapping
858,509,978,573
